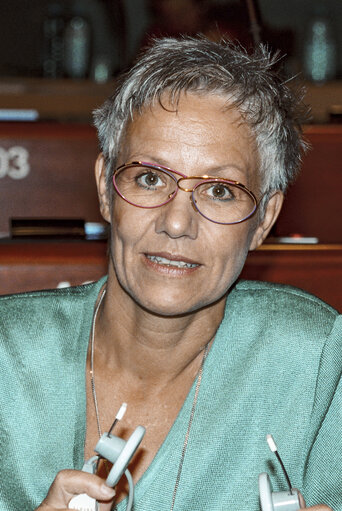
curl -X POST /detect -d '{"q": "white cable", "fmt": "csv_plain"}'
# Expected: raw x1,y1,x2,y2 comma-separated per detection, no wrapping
266,434,277,453
116,403,127,421
125,469,134,511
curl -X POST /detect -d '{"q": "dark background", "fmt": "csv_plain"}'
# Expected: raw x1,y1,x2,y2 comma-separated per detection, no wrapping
1,0,341,80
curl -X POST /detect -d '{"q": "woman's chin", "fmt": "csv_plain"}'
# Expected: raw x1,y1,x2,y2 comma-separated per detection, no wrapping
136,296,201,317
129,286,226,318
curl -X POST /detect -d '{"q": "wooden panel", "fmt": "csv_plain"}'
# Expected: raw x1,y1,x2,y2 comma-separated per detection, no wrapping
0,123,102,236
301,81,342,124
241,244,342,311
0,241,107,293
0,241,341,312
0,124,341,241
273,125,342,243
0,79,114,123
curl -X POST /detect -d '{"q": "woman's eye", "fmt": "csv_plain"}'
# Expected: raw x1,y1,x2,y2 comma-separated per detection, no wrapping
205,183,235,201
136,171,163,189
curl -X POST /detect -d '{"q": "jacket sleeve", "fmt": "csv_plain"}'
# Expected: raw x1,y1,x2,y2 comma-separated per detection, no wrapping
302,315,342,510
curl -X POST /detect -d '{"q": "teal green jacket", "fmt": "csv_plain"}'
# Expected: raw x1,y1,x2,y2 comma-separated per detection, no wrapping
0,278,341,511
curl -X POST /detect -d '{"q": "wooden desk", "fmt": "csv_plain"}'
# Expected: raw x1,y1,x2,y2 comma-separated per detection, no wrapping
0,241,341,312
0,78,114,123
0,240,107,294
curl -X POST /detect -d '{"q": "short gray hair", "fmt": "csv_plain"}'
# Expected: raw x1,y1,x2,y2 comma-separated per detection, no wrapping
94,37,308,201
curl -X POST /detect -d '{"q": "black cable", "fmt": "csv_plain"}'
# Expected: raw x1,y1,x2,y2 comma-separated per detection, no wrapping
275,450,293,494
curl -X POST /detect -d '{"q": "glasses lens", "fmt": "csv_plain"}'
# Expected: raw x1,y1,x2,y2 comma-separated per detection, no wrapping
114,164,177,208
193,180,256,224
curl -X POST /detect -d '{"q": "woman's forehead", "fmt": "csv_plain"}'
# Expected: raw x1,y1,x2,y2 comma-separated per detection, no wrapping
120,93,260,185
132,91,238,121
125,93,253,147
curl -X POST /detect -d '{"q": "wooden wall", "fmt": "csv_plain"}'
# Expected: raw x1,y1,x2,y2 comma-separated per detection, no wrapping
274,125,342,243
0,123,101,236
0,123,341,240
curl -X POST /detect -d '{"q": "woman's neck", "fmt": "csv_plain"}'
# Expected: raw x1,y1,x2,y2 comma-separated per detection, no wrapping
94,273,227,384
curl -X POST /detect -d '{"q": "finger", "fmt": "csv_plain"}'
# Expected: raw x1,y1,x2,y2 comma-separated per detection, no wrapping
293,490,333,511
303,507,333,511
41,470,115,508
295,489,306,509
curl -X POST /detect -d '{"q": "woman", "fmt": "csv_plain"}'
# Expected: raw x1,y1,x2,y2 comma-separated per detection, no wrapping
0,38,341,511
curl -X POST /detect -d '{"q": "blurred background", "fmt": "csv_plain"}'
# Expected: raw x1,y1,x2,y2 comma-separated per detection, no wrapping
0,0,341,309
1,0,342,82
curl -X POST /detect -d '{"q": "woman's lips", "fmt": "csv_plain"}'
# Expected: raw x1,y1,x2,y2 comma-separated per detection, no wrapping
143,252,201,273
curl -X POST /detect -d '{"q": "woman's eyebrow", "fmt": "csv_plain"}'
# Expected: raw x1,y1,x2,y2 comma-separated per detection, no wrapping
128,155,170,167
126,156,249,181
202,164,247,179
141,158,246,173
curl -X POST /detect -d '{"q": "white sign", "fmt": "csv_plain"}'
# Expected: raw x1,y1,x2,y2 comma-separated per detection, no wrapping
0,146,30,179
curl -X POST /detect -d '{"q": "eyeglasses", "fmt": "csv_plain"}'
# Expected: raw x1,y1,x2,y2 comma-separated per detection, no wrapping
113,161,259,225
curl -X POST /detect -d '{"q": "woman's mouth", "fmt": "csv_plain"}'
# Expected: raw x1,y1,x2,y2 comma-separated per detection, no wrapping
146,255,198,268
144,253,200,274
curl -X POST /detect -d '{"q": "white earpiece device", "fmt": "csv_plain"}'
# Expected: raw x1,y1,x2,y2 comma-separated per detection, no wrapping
259,472,300,511
68,403,145,511
259,435,300,511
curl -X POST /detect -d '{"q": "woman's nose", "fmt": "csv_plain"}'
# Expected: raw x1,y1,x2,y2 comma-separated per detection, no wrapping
154,191,198,239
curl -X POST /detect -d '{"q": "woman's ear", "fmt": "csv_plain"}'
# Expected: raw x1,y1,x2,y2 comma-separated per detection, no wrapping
249,191,284,250
94,153,111,223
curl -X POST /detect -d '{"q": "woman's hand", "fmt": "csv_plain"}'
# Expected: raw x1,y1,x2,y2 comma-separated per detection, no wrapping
305,507,333,511
299,491,333,511
35,469,115,510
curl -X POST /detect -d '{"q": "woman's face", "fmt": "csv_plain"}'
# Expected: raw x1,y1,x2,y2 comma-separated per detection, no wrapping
98,93,281,316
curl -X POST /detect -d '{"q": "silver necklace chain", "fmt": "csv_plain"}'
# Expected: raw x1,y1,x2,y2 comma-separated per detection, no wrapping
169,342,208,511
90,286,107,438
89,286,209,510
